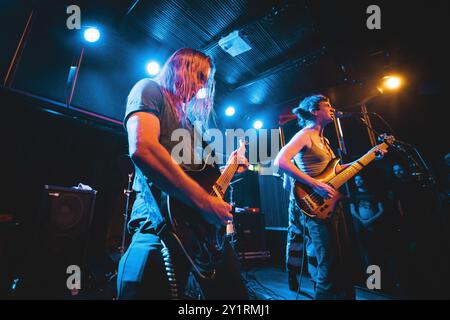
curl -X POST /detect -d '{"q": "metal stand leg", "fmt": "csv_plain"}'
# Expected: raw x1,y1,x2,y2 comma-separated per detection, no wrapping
120,173,133,257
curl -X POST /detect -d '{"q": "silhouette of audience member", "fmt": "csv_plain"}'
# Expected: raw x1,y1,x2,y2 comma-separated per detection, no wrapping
350,175,384,268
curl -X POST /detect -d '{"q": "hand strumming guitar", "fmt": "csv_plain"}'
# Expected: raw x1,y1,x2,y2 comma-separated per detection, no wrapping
198,195,233,227
310,179,337,199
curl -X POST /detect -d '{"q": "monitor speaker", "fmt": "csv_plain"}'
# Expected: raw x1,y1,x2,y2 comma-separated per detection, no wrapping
233,211,267,254
18,185,97,298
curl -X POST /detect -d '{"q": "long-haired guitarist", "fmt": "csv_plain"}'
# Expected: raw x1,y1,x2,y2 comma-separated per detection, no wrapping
118,48,249,299
275,94,386,299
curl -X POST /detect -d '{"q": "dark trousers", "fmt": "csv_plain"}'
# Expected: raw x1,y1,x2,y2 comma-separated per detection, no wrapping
117,231,249,300
286,199,358,299
305,208,358,300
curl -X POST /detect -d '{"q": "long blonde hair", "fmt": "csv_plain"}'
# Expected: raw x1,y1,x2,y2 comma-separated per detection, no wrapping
156,48,216,127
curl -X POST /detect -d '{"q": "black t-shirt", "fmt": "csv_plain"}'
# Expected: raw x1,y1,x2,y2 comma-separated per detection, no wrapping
350,189,381,220
124,79,203,233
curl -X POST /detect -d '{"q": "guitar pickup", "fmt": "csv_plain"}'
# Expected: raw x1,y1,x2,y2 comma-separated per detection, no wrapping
302,196,316,211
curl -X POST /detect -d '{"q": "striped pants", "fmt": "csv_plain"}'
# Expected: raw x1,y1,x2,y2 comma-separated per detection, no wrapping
287,198,359,299
286,199,317,280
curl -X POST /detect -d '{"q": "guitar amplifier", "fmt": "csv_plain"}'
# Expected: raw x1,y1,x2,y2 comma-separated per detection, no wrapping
17,185,97,298
233,208,270,260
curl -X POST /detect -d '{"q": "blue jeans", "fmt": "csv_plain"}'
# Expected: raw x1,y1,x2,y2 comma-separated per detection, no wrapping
117,231,249,299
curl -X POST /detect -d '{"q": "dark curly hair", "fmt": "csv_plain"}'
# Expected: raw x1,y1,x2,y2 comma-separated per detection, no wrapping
292,94,329,127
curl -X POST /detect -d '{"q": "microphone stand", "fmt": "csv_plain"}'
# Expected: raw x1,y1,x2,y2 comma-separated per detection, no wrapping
332,116,352,197
229,178,244,205
360,114,450,279
227,178,244,249
120,173,134,257
358,116,437,190
361,104,377,147
332,114,348,156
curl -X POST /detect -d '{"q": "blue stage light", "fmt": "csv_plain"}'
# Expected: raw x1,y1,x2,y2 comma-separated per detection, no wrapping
225,106,235,116
146,61,160,76
84,27,100,43
253,120,263,129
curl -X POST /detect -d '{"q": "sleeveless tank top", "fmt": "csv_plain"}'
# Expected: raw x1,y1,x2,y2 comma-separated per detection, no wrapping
289,136,335,200
294,137,335,177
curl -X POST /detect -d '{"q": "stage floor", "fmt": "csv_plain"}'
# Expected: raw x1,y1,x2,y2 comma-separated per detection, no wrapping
241,266,394,300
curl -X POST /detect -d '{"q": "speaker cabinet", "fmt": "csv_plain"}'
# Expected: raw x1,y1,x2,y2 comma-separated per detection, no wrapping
233,211,267,254
19,185,97,298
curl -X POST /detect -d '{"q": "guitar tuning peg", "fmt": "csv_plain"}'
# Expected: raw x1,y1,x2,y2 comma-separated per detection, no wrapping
377,133,387,142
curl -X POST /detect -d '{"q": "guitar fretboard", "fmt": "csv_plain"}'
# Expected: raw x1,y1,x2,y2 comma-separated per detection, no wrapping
328,142,388,189
213,159,239,198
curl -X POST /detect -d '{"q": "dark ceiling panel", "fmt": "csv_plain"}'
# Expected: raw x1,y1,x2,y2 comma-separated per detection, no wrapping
2,0,440,130
130,0,248,49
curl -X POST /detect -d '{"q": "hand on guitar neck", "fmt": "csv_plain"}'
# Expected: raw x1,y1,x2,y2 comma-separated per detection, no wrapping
228,150,250,174
309,147,388,200
374,148,388,160
198,141,249,228
220,147,250,174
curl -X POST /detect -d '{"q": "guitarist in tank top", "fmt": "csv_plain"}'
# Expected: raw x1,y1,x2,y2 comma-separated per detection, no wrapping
275,94,387,299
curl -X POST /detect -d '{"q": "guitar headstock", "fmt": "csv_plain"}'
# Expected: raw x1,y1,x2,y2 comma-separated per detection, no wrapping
378,134,396,146
225,139,248,166
237,139,248,156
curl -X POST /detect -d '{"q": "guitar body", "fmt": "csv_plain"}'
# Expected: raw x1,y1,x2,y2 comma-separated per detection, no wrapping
293,158,343,220
160,164,226,279
293,135,394,220
156,139,248,278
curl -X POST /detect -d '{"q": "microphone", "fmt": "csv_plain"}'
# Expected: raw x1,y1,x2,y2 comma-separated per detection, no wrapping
334,111,370,118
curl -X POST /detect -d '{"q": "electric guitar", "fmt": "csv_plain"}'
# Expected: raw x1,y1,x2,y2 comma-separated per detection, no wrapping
160,140,247,279
294,135,394,220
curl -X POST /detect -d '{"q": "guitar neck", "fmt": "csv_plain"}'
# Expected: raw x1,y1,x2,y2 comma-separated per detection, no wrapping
213,160,240,198
328,142,388,189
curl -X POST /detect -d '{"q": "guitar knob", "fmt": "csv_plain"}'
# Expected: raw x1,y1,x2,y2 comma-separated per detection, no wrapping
226,221,235,235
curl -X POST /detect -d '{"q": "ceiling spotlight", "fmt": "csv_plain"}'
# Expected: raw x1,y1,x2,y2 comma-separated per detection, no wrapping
384,76,401,89
84,27,100,43
146,61,160,76
378,75,403,93
253,120,263,129
225,106,236,116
